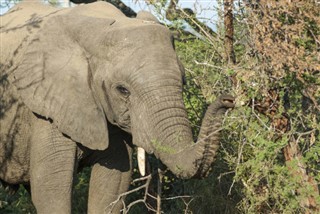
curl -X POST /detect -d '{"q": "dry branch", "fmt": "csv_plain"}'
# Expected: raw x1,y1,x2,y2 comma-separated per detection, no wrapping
106,175,155,213
224,0,236,64
244,1,320,211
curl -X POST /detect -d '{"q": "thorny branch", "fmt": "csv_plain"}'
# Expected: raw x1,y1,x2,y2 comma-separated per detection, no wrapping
106,169,195,214
106,174,155,214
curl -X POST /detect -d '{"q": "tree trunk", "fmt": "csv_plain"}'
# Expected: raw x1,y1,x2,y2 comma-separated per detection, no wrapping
224,0,236,64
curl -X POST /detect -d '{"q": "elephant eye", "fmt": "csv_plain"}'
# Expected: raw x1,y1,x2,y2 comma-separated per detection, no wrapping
116,85,130,96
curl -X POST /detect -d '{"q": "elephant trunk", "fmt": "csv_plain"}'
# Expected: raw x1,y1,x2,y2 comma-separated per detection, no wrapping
155,95,234,178
193,94,235,177
140,86,235,179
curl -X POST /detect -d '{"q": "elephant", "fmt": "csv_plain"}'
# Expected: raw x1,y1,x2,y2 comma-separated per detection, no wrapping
0,1,235,213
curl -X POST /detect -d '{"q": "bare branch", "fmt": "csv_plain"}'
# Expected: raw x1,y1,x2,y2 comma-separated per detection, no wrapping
106,174,153,213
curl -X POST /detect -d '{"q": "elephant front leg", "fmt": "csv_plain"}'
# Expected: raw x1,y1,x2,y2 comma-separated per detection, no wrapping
30,118,77,214
87,134,132,214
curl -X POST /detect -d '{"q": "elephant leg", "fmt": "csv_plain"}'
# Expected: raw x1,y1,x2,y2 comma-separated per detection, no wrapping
87,132,132,214
30,118,77,214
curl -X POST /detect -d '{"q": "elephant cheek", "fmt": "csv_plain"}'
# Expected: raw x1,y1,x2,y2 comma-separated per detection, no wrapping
131,127,153,154
130,110,154,154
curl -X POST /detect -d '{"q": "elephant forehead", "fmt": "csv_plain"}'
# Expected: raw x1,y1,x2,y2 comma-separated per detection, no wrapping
105,24,173,46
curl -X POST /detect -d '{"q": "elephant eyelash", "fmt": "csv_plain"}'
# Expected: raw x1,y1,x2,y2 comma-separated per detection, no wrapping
116,85,130,96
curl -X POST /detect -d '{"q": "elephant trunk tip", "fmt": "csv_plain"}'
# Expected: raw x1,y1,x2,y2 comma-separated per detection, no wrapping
217,94,236,109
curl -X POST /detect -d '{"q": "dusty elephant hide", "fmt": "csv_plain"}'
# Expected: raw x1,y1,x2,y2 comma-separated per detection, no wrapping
0,1,235,213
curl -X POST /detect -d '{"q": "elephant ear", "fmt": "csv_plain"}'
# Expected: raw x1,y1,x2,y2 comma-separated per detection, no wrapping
10,15,115,150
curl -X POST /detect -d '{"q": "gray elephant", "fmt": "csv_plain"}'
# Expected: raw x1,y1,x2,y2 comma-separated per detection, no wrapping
0,1,235,213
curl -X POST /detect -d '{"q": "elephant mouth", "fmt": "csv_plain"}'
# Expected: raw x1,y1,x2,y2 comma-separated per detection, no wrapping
116,112,131,133
117,124,131,133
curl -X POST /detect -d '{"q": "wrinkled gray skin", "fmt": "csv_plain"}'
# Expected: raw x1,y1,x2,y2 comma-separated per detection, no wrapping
0,1,235,213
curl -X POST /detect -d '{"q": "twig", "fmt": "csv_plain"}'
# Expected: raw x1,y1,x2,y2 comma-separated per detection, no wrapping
251,98,273,131
163,195,193,200
194,60,224,70
228,134,246,196
156,169,163,214
106,174,153,214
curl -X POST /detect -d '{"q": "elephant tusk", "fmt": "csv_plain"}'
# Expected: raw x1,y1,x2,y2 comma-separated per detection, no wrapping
137,147,146,176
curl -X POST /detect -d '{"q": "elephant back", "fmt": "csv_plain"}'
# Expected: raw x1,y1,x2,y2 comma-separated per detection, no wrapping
0,2,63,71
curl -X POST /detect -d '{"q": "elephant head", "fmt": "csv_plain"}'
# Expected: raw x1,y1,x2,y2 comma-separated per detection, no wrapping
10,2,234,179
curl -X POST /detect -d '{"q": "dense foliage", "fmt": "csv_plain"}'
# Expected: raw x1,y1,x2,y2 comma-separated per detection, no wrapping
0,0,319,213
